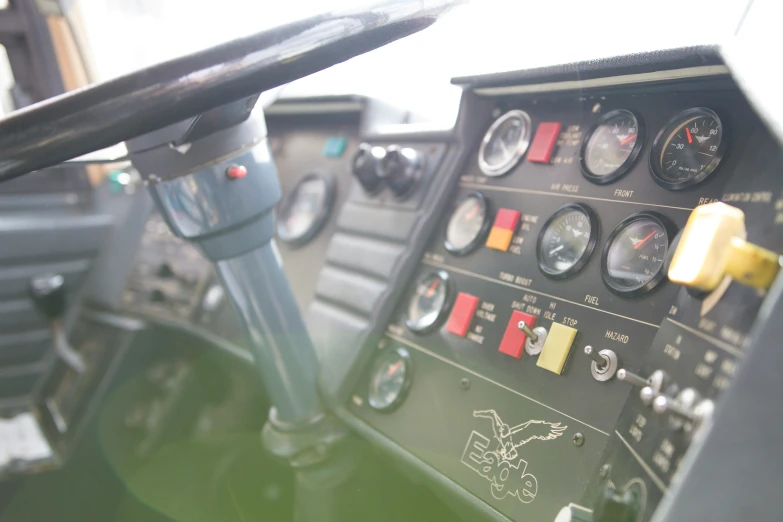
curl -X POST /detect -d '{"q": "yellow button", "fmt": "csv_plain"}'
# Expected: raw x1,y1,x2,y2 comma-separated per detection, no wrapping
537,323,578,375
486,228,514,251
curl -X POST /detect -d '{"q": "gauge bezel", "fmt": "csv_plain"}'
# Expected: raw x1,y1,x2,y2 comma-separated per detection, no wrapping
405,270,454,335
536,203,600,280
601,211,677,297
580,109,646,185
649,107,727,191
478,109,532,177
368,346,412,412
276,170,337,247
444,192,492,256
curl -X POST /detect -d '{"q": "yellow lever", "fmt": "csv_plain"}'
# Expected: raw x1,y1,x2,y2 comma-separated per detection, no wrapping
668,202,781,292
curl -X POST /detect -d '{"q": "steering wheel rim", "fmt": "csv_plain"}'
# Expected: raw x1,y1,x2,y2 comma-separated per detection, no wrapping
0,0,455,182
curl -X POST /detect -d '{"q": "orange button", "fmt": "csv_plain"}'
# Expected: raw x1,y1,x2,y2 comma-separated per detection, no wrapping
486,228,514,251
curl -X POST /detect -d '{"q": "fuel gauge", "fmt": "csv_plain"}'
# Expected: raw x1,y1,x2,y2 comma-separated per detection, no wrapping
602,212,676,296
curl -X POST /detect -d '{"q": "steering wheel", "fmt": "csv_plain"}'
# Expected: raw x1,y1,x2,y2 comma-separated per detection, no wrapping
0,0,454,181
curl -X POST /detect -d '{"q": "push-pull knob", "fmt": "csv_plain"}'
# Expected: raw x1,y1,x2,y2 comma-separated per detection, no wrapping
29,273,85,373
668,202,781,292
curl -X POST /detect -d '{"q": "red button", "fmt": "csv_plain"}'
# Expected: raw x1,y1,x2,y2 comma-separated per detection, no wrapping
445,292,479,337
498,311,537,359
226,165,248,179
527,122,562,163
493,208,521,231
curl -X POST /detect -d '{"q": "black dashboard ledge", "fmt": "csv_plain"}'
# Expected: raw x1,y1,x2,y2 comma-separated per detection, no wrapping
451,45,726,91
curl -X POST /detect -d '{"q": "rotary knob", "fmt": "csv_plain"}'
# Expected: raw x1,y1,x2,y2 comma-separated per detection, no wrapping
351,143,386,194
379,145,423,199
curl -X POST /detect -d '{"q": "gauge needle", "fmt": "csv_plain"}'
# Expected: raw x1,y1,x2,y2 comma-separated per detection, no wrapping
464,205,480,222
425,279,439,298
619,134,637,146
387,360,402,376
633,231,656,250
549,245,564,256
686,127,693,144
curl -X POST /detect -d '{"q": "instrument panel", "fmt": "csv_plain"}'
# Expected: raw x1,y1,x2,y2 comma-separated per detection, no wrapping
348,85,782,521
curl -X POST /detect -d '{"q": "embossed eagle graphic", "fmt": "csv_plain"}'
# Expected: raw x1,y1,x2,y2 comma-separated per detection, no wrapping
473,409,567,461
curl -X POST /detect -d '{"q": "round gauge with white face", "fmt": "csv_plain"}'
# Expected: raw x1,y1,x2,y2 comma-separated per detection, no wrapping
406,271,453,334
478,110,532,177
537,203,599,279
368,347,412,412
444,192,491,255
581,109,644,184
276,171,336,246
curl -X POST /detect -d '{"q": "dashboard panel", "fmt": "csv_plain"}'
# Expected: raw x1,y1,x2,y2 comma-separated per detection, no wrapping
347,81,783,521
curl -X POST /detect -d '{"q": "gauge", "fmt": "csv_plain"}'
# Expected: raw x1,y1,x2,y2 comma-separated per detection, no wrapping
537,203,599,279
602,212,676,296
444,192,491,255
368,347,412,412
478,110,533,177
650,107,726,190
406,270,453,334
276,171,336,246
580,109,644,184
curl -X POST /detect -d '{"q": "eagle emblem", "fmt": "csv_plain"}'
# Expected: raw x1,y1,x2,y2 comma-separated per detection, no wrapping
460,409,567,504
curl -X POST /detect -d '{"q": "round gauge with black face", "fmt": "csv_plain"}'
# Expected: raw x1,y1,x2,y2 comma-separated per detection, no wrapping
276,171,336,246
406,271,453,334
650,107,726,190
581,109,644,184
368,347,412,412
478,110,533,177
445,192,491,255
537,203,599,279
602,212,676,296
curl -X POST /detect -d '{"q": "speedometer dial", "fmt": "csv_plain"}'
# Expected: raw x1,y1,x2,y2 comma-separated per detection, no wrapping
478,110,532,177
537,203,599,279
650,107,726,190
445,192,491,255
581,109,644,184
602,212,676,296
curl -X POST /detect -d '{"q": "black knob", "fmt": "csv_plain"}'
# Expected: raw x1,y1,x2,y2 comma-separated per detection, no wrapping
380,145,422,199
150,289,167,303
29,273,66,320
593,486,639,522
351,143,384,194
157,262,175,278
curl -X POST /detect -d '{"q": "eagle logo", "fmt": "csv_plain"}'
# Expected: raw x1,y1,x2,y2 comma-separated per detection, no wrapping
473,409,567,461
460,409,567,504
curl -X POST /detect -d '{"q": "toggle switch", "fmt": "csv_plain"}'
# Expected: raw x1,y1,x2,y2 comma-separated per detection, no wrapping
652,388,714,435
584,345,617,381
668,202,781,292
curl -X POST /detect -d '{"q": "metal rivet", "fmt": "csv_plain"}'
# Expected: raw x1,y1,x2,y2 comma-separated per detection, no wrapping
459,378,471,390
573,433,585,447
599,464,611,478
